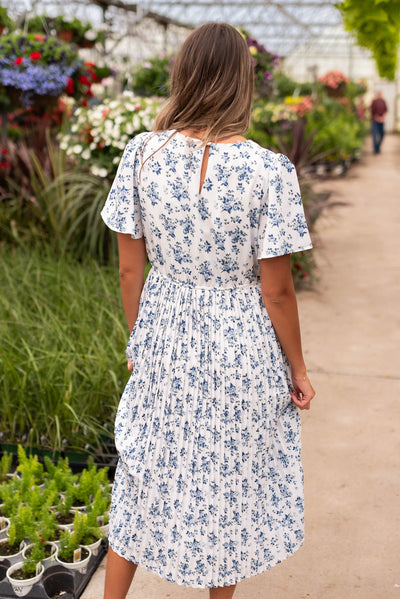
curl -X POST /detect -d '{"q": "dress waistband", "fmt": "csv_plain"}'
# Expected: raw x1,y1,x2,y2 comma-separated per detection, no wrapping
149,268,261,291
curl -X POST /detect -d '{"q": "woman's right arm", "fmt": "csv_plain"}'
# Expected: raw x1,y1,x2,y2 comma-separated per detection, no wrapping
259,254,315,410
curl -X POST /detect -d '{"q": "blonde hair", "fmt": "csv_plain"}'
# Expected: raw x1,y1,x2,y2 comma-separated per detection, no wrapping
154,23,254,144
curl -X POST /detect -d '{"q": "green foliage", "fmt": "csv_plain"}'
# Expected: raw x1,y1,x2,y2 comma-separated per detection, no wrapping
86,489,110,527
73,466,107,506
0,131,117,264
0,479,21,518
44,456,77,493
337,0,400,80
131,55,171,97
36,505,57,542
0,248,128,452
8,504,34,548
21,537,45,577
274,71,314,99
304,97,366,161
0,6,14,29
0,452,12,478
17,446,45,490
58,511,103,561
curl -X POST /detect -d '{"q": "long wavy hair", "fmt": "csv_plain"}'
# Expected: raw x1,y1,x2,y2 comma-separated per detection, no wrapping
154,23,254,144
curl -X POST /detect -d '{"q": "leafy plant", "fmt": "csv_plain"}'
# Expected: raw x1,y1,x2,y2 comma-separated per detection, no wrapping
131,54,172,97
0,248,128,452
73,464,109,506
21,537,45,578
338,0,400,80
44,456,77,493
0,452,12,481
7,504,34,549
16,446,45,491
0,480,21,518
0,6,14,29
86,489,110,528
58,511,102,561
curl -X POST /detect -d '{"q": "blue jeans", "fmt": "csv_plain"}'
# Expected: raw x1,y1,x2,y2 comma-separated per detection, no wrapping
372,121,385,154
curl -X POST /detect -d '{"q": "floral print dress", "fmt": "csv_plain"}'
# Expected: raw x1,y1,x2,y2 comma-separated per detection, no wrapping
101,130,312,588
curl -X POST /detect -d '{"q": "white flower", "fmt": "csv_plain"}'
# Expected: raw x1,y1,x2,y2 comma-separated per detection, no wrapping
91,165,108,177
72,144,83,154
81,149,91,160
84,29,97,41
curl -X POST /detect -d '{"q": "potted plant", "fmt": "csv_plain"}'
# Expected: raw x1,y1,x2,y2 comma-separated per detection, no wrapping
0,452,12,483
0,479,21,518
44,456,77,493
55,487,75,531
56,512,93,573
0,6,14,35
318,70,350,98
86,489,110,537
71,463,109,510
0,33,81,110
54,15,88,44
0,504,32,561
17,447,45,493
7,538,45,596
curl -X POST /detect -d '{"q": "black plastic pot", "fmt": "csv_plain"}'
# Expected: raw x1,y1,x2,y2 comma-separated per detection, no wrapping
42,566,75,599
0,558,10,581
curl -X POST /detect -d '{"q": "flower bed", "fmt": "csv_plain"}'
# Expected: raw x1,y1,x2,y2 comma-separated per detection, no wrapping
59,92,160,178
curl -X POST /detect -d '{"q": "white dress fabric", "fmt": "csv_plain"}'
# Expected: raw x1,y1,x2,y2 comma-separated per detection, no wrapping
101,130,312,588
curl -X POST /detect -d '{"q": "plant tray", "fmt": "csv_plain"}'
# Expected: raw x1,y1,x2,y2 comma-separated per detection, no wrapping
0,539,107,598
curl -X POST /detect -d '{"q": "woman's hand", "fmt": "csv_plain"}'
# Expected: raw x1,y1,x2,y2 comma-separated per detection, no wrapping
127,359,134,372
290,373,315,410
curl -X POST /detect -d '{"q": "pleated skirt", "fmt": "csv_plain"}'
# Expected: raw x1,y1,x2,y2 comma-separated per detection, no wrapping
108,268,304,588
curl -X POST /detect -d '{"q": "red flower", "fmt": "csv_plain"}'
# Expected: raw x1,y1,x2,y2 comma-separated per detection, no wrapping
82,99,88,107
84,62,96,67
1,149,8,155
65,78,74,95
34,35,45,41
86,89,94,98
0,162,11,168
79,75,91,86
14,57,24,65
30,52,42,61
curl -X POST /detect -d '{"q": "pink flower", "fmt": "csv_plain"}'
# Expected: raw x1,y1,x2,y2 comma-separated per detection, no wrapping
34,35,45,41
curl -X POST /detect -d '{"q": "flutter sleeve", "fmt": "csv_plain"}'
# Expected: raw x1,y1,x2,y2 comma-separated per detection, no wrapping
100,135,145,238
257,153,313,259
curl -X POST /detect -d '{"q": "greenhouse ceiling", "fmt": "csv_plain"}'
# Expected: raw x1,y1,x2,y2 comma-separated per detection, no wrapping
7,0,345,56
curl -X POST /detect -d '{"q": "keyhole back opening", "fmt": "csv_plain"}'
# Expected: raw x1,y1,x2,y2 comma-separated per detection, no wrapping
199,145,210,194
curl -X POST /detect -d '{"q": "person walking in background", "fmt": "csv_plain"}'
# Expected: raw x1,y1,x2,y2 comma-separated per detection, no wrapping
101,22,315,599
370,90,388,154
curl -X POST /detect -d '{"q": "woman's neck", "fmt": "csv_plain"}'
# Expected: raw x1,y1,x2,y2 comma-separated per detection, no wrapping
178,129,247,144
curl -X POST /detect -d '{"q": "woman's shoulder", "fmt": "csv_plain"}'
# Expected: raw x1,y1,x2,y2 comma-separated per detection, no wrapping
243,139,294,171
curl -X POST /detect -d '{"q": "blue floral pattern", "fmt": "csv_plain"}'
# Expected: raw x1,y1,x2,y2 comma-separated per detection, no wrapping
101,130,312,588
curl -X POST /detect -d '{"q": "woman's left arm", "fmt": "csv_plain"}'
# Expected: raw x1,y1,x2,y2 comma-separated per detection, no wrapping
118,233,147,335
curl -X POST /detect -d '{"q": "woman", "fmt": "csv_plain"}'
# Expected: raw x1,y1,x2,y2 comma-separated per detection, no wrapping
101,22,315,599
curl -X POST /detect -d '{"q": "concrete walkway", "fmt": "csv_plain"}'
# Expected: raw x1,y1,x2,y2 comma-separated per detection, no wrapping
83,135,400,599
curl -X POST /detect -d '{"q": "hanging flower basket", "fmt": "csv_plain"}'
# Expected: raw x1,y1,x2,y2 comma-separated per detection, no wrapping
0,33,81,110
325,81,347,98
57,29,73,43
